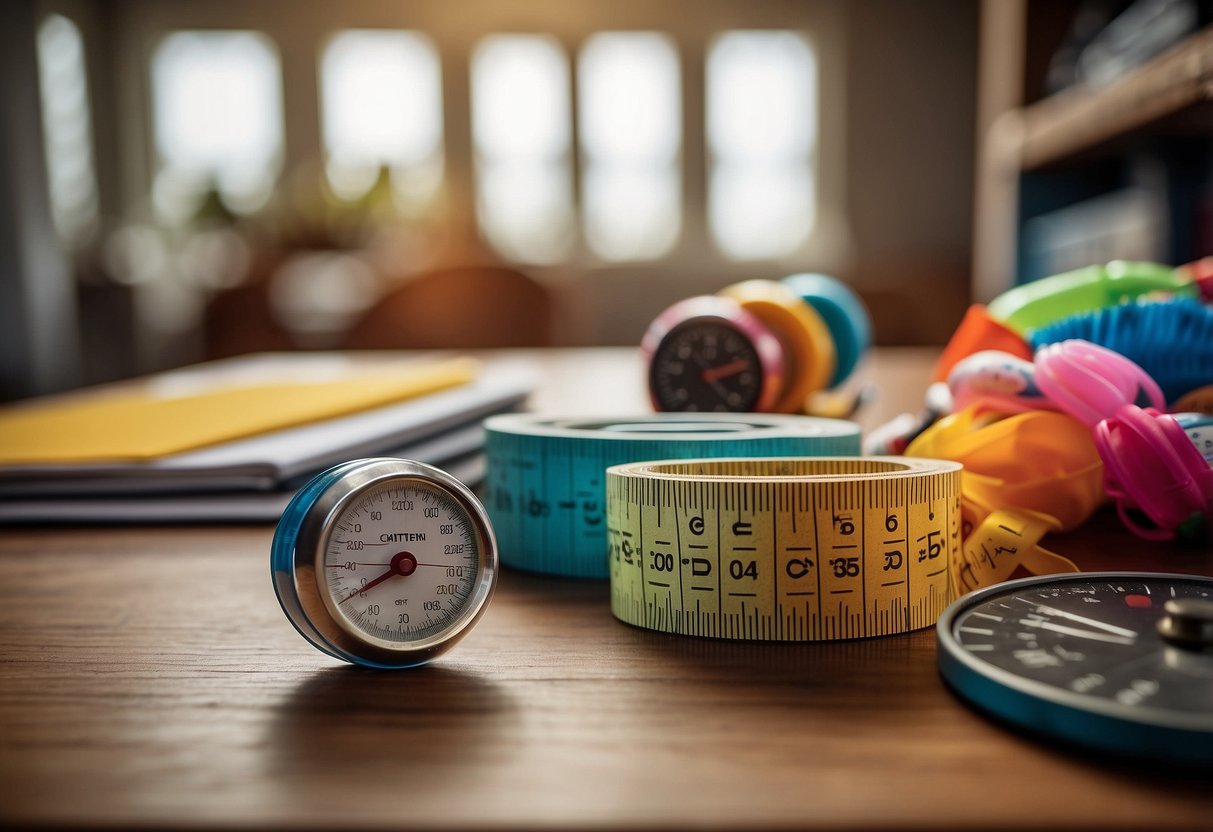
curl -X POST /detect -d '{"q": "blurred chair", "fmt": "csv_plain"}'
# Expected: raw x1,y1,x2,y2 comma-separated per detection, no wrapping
202,279,297,359
342,265,554,349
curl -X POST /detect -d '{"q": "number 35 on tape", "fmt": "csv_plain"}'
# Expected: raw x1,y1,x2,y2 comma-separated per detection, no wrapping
606,457,962,641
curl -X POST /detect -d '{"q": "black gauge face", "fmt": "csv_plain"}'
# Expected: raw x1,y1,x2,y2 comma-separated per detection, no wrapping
938,573,1213,762
649,320,766,412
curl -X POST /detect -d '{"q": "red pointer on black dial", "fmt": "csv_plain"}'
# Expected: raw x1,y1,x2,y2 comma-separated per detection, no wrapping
701,359,751,385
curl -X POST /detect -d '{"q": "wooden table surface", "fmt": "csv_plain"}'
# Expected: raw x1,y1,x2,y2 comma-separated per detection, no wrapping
1,347,1211,830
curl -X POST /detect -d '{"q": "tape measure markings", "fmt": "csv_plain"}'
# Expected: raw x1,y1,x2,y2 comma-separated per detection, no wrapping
484,415,861,578
607,458,962,640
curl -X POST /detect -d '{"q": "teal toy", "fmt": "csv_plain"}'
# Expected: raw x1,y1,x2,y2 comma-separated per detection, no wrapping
781,273,872,387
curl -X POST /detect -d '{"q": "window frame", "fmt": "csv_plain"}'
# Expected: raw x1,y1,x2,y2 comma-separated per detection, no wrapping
100,0,848,283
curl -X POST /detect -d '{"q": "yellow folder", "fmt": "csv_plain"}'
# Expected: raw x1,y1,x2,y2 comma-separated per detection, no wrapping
0,356,479,465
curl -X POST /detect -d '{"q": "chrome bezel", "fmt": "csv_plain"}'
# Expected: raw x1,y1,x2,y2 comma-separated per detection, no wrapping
291,458,497,668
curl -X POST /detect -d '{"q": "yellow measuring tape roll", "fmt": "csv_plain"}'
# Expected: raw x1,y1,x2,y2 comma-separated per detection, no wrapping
606,457,962,640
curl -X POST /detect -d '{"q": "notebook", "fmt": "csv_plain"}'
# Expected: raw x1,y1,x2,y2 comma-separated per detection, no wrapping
0,354,479,464
0,352,535,522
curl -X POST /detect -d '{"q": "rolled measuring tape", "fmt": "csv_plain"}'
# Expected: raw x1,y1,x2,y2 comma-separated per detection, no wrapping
718,279,836,412
782,273,871,387
483,414,861,578
606,457,962,640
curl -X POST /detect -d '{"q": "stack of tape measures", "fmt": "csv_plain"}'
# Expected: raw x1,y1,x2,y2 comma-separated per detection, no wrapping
483,414,964,641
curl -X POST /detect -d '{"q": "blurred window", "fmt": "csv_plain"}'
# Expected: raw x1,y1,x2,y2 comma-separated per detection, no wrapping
320,30,444,206
37,14,99,243
150,31,284,222
578,32,681,262
707,31,816,260
471,34,573,265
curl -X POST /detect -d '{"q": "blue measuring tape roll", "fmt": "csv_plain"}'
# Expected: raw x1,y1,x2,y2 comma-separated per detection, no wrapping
482,413,861,578
782,273,872,388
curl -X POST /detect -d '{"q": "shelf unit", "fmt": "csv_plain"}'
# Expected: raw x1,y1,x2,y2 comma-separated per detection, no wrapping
973,1,1213,302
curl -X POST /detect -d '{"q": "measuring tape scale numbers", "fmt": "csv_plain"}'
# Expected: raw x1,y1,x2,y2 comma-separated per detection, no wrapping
607,457,962,641
482,414,861,579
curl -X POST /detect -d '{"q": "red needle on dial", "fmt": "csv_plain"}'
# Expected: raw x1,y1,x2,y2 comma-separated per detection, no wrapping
701,359,750,384
341,550,418,603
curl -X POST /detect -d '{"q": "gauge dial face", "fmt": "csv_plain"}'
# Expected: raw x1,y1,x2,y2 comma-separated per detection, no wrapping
318,477,484,649
939,572,1213,761
649,320,767,412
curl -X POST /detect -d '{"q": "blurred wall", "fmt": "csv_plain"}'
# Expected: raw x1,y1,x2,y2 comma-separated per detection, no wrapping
516,0,981,347
1,1,82,399
844,0,978,346
4,0,980,399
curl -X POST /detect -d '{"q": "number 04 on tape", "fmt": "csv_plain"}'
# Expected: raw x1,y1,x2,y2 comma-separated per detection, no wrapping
606,457,962,640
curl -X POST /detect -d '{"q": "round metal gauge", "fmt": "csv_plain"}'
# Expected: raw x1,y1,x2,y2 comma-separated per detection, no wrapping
271,458,497,669
937,572,1213,764
642,295,784,413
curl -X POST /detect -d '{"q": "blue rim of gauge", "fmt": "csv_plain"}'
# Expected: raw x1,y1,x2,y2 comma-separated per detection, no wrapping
937,571,1213,765
271,458,498,669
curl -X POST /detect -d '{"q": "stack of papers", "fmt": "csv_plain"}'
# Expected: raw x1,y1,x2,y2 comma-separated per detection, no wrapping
0,353,533,523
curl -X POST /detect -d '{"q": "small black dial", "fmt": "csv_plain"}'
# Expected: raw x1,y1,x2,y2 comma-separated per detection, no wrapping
649,320,768,412
641,295,784,414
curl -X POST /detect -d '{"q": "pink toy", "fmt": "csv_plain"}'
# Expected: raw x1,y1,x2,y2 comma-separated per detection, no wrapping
1094,404,1213,540
1034,340,1165,427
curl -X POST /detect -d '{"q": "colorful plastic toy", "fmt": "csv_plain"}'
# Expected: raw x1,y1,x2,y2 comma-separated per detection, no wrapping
931,305,1032,383
1174,412,1213,463
946,350,1054,415
988,260,1204,335
906,407,1105,533
1030,298,1213,406
1094,405,1213,541
1033,340,1165,427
